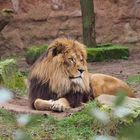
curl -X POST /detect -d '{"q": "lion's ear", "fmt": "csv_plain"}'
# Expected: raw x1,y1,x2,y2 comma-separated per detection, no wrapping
51,43,66,56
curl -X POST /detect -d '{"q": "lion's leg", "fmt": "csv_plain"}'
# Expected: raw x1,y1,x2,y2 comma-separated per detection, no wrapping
34,98,71,112
51,98,71,112
34,98,54,111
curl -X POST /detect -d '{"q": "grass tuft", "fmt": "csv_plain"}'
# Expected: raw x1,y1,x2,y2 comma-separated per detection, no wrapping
0,59,26,95
127,75,140,84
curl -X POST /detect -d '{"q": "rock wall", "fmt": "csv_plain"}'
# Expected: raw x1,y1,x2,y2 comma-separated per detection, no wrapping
0,0,140,55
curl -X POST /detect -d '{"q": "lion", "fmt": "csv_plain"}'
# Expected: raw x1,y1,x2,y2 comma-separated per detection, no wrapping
28,38,134,112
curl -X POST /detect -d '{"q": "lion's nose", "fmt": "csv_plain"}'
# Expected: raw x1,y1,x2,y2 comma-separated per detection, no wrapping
78,69,85,74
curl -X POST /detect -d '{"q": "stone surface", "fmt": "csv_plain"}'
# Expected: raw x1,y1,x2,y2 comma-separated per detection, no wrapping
0,96,84,119
0,0,140,57
96,94,140,109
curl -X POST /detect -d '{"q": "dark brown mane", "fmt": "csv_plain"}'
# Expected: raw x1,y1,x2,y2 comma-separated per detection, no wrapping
29,76,91,109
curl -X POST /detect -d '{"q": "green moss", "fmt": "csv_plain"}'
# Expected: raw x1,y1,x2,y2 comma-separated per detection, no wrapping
97,43,113,48
25,44,129,64
126,75,140,84
25,45,48,64
0,59,26,95
87,45,129,62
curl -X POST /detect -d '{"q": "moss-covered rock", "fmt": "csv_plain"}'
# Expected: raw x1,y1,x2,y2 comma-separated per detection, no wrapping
25,45,48,65
87,45,129,62
0,59,26,95
25,44,129,64
97,43,113,48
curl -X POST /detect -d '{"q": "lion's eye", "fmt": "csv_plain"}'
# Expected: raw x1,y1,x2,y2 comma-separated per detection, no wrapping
68,58,74,63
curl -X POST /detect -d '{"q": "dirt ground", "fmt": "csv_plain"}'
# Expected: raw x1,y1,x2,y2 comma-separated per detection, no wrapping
0,46,140,118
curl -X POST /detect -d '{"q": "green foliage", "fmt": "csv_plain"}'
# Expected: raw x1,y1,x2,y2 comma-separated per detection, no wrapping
52,102,96,140
0,102,115,140
0,109,16,139
0,109,16,124
0,98,140,140
97,43,113,48
87,45,129,62
127,75,140,84
114,92,127,107
119,122,140,140
25,44,129,65
25,45,48,64
0,59,26,95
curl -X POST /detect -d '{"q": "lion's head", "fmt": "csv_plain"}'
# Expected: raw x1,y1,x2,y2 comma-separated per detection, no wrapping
30,38,90,97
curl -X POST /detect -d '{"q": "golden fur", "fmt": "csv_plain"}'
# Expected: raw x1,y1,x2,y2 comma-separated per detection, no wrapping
30,38,90,96
90,73,133,97
28,38,134,112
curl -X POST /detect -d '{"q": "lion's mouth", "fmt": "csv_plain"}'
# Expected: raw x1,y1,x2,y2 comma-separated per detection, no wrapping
69,76,82,79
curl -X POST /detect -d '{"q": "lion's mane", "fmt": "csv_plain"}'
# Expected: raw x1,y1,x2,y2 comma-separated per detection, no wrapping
29,38,92,109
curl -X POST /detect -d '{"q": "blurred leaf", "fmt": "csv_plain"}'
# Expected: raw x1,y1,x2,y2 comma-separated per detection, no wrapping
0,88,13,103
93,135,116,140
113,106,132,118
14,130,32,140
25,114,45,128
17,114,30,126
91,108,110,124
114,91,127,107
119,122,140,140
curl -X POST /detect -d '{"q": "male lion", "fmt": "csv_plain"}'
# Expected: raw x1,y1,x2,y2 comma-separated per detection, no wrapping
28,38,134,112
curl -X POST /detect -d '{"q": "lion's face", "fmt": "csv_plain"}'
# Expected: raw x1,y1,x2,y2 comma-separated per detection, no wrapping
31,38,90,96
62,47,88,84
48,38,88,85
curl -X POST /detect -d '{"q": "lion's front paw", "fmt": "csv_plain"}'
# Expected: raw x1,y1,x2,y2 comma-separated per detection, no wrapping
34,99,55,110
51,101,70,112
